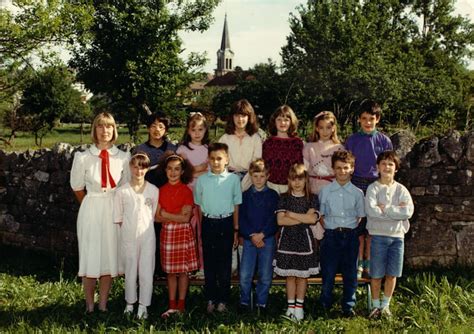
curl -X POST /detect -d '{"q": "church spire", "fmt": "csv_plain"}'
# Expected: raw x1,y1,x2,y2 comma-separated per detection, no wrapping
220,14,231,51
215,14,234,77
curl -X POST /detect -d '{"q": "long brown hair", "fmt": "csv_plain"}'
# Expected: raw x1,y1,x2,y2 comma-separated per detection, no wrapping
181,112,210,149
224,99,259,136
308,111,340,143
268,105,298,137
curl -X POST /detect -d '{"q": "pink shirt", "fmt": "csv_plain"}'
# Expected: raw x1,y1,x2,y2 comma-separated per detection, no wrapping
177,143,208,189
303,140,344,195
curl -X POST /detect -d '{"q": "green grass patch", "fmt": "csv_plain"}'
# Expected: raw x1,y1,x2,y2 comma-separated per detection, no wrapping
1,245,473,332
0,124,226,152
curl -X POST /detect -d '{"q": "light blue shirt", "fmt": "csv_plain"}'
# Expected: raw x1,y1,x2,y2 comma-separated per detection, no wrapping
319,180,366,229
194,169,242,216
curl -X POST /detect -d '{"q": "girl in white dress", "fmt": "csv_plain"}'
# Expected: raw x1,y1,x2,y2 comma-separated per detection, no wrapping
70,112,130,313
114,153,159,319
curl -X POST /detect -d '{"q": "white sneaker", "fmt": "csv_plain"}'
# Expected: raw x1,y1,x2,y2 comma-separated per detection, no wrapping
294,307,304,321
285,307,295,317
137,304,148,319
380,306,392,318
123,304,134,315
206,301,215,314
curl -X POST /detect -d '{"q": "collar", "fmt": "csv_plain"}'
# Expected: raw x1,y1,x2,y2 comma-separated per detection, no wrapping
146,140,168,151
89,145,119,156
251,185,268,193
358,129,378,136
328,180,353,192
207,169,229,177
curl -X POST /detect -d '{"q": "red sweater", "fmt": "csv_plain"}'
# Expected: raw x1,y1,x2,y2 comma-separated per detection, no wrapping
262,136,304,185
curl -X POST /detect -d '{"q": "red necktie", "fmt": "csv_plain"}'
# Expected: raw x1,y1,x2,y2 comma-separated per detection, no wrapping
99,149,116,189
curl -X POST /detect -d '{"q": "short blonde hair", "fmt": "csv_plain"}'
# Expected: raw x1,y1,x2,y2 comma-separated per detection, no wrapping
249,158,269,175
91,112,118,144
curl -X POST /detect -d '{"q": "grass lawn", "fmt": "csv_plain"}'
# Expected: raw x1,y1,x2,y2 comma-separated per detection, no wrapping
0,124,226,152
1,246,473,333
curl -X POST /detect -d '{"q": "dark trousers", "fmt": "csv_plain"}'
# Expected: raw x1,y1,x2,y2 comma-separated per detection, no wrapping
319,228,359,312
201,216,234,304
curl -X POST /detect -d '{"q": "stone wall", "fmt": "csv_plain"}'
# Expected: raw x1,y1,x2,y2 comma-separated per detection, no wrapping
0,132,473,267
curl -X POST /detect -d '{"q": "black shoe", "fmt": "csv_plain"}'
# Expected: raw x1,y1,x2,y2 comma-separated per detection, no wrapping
238,304,250,315
343,309,356,318
257,306,267,316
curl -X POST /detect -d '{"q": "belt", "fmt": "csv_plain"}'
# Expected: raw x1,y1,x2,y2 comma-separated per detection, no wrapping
203,213,233,219
309,175,335,181
332,227,354,233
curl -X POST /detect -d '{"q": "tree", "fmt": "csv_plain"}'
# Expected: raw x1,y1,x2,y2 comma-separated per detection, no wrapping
0,0,93,100
70,0,220,142
281,0,474,130
19,65,85,146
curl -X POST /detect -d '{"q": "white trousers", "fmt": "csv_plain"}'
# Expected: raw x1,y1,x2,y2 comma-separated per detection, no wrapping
122,235,156,306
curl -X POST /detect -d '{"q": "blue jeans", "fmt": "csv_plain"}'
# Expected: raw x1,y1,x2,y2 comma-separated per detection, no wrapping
370,235,404,278
319,229,359,312
202,216,234,304
239,237,275,307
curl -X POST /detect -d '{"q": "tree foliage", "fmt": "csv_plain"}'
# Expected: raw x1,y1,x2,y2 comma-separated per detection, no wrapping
19,65,86,146
281,0,474,130
70,0,220,141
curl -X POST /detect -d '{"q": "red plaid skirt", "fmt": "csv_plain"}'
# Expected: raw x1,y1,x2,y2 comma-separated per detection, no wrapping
160,222,199,274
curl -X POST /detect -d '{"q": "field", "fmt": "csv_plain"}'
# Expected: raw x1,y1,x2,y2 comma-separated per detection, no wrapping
0,246,473,333
0,123,228,152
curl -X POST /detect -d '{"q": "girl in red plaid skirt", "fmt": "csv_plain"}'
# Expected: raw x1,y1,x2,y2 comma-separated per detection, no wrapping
156,153,199,318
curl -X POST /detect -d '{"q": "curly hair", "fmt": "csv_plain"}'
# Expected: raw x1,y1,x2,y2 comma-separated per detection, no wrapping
157,151,193,185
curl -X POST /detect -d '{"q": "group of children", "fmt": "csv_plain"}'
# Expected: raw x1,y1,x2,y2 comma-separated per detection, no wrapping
72,99,414,321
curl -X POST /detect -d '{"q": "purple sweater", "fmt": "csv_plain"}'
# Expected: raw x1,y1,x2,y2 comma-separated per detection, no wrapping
345,131,393,179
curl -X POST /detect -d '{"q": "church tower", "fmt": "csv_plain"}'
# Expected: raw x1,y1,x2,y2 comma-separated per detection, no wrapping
215,14,234,77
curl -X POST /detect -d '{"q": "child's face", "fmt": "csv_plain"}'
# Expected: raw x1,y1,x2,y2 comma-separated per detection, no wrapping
209,150,228,174
233,113,249,131
289,177,305,194
166,159,184,184
148,120,167,142
130,163,148,182
377,159,397,180
188,123,206,144
250,171,268,190
95,123,114,144
275,115,291,134
358,112,380,134
333,160,354,185
316,119,334,141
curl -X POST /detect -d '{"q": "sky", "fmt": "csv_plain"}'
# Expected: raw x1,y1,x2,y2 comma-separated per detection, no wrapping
179,0,474,74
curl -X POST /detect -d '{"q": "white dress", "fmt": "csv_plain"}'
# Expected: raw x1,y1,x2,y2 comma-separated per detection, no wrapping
70,145,130,278
113,182,158,306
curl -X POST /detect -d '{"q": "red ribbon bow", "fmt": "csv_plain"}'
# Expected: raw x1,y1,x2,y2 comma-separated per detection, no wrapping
99,149,116,189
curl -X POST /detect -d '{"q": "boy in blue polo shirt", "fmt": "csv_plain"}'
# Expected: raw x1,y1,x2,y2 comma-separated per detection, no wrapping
345,100,393,278
318,150,365,317
194,143,242,314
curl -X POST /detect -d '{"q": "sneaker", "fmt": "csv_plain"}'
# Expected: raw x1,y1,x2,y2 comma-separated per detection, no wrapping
294,307,304,321
206,301,215,314
368,307,381,319
137,305,148,319
256,305,267,316
216,302,228,313
123,304,134,315
380,306,392,318
285,307,295,317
